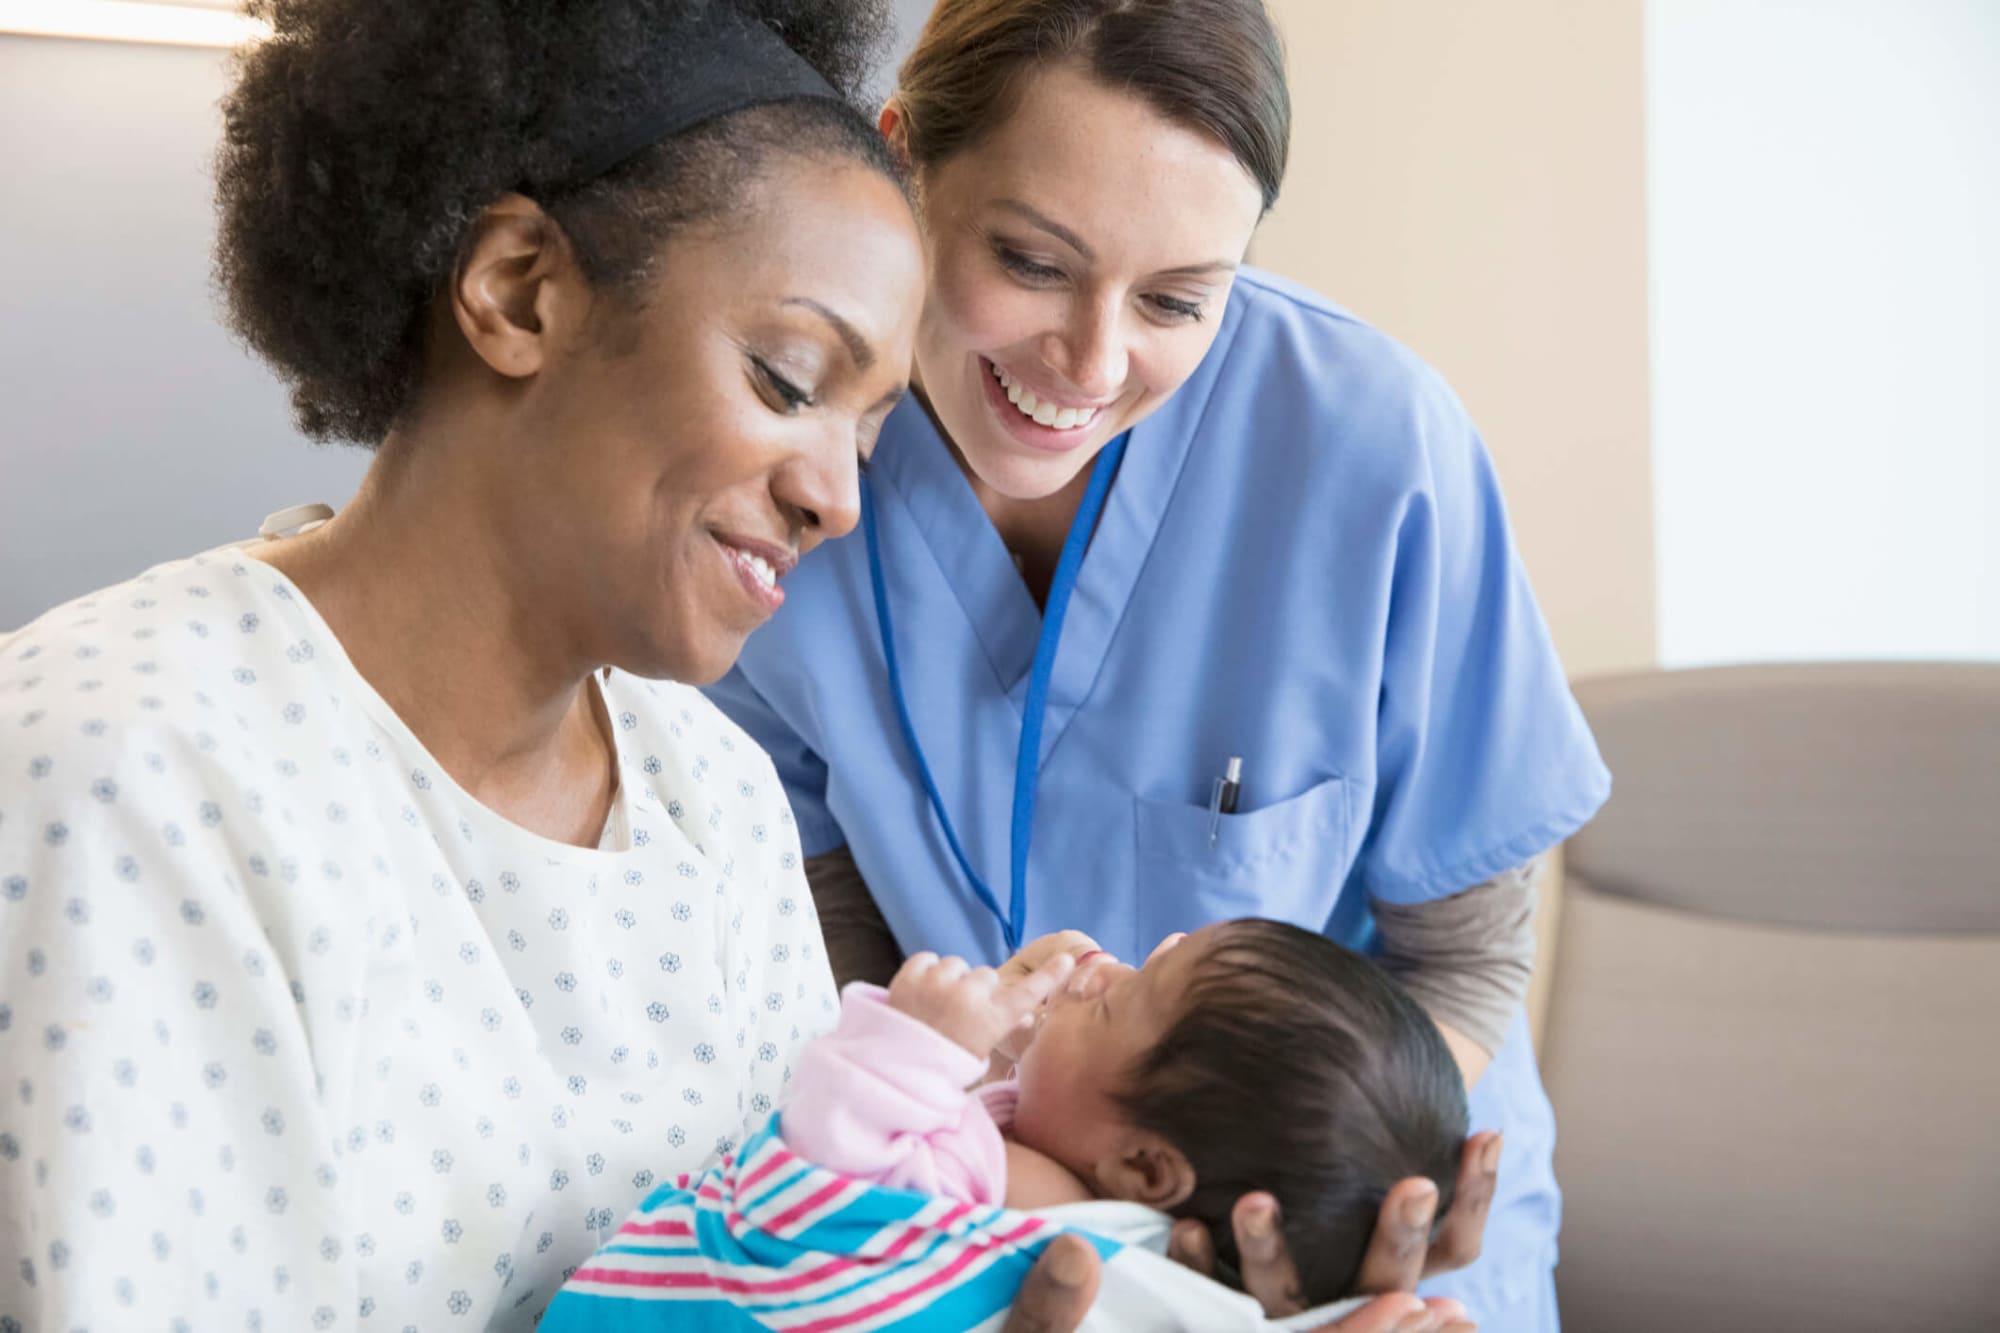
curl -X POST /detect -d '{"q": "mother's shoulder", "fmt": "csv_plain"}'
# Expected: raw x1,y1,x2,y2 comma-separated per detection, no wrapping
0,549,342,787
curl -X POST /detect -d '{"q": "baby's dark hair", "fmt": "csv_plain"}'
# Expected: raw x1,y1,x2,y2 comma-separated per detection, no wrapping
215,0,896,445
1114,919,1468,1306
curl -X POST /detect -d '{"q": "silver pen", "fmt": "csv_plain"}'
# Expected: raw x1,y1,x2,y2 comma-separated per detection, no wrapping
1207,756,1243,848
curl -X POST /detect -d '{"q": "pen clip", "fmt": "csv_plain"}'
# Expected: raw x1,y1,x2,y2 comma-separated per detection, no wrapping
1207,775,1227,849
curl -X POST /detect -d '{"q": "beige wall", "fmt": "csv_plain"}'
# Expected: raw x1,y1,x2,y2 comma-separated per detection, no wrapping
1258,0,1657,681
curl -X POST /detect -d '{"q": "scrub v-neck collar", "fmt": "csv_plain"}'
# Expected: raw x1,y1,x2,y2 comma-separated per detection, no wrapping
867,296,1244,761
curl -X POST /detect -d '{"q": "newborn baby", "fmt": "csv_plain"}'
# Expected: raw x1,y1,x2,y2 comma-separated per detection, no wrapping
784,918,1469,1306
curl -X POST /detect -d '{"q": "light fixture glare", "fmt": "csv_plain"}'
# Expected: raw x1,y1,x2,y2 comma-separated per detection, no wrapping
0,0,271,49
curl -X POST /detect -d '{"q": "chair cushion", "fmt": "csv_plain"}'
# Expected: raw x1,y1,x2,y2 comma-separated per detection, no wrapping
1567,663,2000,932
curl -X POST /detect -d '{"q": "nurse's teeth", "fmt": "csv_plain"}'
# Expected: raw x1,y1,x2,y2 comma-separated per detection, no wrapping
990,362,1099,429
735,550,775,589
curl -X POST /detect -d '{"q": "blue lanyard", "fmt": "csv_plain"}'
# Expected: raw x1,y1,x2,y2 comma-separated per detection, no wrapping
861,433,1129,953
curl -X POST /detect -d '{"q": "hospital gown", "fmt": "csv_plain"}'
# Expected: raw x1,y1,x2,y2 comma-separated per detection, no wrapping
0,546,837,1331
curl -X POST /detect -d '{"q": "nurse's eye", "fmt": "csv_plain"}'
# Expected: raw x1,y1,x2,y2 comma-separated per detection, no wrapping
1144,293,1206,324
750,356,815,413
995,246,1066,285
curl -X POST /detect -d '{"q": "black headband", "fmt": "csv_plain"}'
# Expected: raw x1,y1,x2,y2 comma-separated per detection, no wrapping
535,3,842,194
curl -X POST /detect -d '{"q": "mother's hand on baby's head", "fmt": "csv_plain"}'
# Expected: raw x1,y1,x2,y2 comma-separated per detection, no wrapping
1161,1131,1501,1333
887,949,1077,1059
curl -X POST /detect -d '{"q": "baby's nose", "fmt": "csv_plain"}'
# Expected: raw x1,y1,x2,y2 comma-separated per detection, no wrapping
1063,953,1132,1000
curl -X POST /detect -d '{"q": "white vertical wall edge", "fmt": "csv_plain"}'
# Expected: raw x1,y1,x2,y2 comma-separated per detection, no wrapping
1646,0,2000,666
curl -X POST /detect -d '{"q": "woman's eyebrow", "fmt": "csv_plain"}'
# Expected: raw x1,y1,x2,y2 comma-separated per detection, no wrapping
993,198,1094,261
992,199,1236,279
781,297,874,370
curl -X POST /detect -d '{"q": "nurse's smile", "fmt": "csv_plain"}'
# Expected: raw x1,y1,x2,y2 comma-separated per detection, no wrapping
980,356,1105,453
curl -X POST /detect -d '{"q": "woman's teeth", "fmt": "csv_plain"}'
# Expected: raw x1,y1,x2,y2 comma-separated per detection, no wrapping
992,364,1097,431
733,549,777,590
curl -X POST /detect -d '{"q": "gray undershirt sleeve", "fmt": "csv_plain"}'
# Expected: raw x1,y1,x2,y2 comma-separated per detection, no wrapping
804,847,904,989
1371,856,1545,1056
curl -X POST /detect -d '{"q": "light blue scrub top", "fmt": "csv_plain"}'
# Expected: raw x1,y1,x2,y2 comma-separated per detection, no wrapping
707,267,1610,1330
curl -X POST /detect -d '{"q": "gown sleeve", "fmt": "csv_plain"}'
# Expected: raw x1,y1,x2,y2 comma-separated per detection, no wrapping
1354,374,1612,906
1,744,356,1328
705,665,847,858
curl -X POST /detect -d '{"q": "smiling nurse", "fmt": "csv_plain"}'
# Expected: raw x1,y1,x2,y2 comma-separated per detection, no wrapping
707,2,1611,1331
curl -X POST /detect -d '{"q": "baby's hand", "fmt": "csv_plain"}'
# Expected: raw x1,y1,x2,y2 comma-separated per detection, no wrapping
887,950,1076,1059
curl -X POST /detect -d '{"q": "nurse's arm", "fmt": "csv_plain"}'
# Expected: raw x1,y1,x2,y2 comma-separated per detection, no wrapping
1373,855,1547,1087
805,846,905,986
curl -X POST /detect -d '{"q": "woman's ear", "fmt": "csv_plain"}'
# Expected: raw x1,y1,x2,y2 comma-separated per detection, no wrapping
877,97,912,169
448,192,574,381
1095,1131,1196,1211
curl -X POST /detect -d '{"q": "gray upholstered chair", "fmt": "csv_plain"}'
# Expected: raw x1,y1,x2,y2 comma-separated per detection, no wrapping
1542,663,2000,1333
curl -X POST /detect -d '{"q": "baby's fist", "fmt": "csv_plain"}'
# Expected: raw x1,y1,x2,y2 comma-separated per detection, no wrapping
888,951,1075,1059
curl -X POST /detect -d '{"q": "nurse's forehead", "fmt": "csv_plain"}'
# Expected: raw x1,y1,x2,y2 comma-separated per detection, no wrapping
952,63,1263,241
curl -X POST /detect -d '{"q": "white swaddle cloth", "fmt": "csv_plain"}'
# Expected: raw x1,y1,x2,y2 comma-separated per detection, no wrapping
1031,1201,1370,1333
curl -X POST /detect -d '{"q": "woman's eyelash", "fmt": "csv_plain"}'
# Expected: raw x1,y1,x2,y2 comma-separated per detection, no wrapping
997,246,1205,322
752,357,813,410
996,247,1064,282
1149,295,1205,322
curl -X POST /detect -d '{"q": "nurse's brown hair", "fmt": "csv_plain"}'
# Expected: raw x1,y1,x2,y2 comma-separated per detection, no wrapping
892,0,1290,211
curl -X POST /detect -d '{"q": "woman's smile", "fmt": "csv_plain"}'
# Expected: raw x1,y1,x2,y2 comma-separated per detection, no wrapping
978,355,1108,453
711,530,795,617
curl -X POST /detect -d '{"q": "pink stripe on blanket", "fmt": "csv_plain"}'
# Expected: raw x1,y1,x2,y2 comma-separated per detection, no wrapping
782,1217,1050,1333
763,1177,855,1236
736,1144,799,1196
579,1202,999,1303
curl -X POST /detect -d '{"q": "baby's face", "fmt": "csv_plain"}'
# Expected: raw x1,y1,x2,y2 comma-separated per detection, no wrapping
1010,929,1208,1187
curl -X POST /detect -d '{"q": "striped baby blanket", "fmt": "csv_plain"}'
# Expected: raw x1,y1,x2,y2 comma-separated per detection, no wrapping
541,1113,1366,1332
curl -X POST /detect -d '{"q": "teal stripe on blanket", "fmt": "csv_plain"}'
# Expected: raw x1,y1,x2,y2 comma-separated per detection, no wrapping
539,1112,1124,1332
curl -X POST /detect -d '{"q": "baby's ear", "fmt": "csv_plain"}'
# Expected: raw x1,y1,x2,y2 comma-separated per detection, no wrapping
1097,1132,1195,1210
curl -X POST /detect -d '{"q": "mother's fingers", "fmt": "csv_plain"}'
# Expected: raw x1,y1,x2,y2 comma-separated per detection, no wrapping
1350,1177,1438,1296
998,1233,1101,1333
1165,1216,1216,1276
1310,1294,1475,1333
1426,1132,1500,1276
1232,1192,1306,1316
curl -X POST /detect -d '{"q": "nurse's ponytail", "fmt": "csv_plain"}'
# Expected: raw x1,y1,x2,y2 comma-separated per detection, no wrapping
892,0,1290,212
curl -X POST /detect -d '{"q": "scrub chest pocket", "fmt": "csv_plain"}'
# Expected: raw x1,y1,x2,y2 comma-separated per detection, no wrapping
1132,776,1356,942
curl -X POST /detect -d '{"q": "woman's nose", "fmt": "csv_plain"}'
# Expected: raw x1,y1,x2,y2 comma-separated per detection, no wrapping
774,428,862,549
1045,295,1127,402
